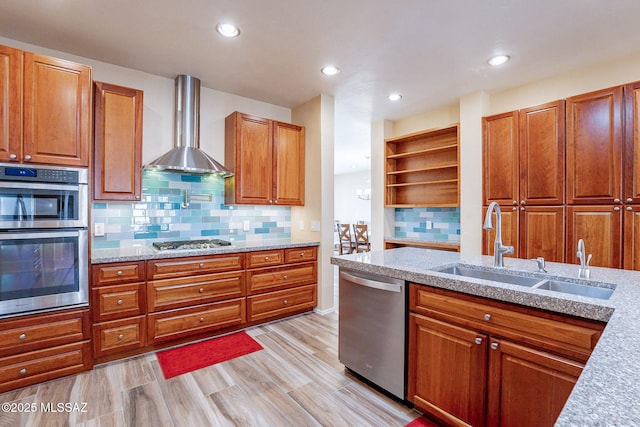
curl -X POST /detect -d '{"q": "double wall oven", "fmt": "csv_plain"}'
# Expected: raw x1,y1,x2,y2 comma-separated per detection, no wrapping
0,163,89,317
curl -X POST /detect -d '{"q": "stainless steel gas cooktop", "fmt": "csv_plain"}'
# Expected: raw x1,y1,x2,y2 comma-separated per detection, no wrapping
152,239,232,251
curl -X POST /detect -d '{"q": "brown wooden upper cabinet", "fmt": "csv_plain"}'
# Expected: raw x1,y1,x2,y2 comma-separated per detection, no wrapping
624,81,640,205
224,112,304,206
93,82,143,201
566,86,623,205
483,111,519,206
0,44,91,167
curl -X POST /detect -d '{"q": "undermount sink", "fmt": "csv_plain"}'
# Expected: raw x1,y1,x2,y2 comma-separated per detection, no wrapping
532,280,615,300
434,263,615,300
435,264,541,287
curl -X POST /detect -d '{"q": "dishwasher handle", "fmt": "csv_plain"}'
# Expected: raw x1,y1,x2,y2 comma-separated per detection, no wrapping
340,271,403,293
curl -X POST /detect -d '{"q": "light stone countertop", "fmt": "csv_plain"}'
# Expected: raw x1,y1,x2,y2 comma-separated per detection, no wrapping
91,238,320,264
330,247,640,426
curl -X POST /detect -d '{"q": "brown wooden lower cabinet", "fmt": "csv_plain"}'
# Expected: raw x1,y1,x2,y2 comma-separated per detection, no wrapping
482,205,519,259
247,284,317,322
408,284,604,427
624,206,640,270
93,315,146,357
566,206,622,268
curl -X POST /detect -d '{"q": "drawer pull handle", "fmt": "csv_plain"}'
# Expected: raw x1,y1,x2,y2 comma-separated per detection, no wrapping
475,337,482,345
118,334,124,340
283,275,288,280
283,299,289,305
117,270,123,276
199,288,204,293
484,313,491,321
265,256,270,261
200,317,205,322
19,333,26,340
117,299,123,305
300,252,305,257
19,368,27,375
199,263,205,268
491,342,499,350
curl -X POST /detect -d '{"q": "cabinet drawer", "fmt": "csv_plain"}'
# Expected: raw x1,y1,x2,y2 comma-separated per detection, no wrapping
0,341,91,393
93,262,145,285
92,282,146,322
247,250,284,268
410,284,604,360
148,271,245,312
148,298,246,344
247,284,317,322
284,246,317,263
147,254,244,280
247,262,317,294
93,316,146,357
0,309,89,357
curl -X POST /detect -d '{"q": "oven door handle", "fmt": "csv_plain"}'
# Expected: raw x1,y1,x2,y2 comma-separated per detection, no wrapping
340,272,403,293
0,181,82,191
0,230,86,240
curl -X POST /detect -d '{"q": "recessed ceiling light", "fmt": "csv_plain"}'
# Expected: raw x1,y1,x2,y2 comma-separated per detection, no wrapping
388,93,403,101
216,23,240,38
488,55,510,66
321,65,340,76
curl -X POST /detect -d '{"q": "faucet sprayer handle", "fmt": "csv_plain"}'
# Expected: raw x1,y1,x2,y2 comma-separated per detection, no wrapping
586,254,592,266
531,257,547,273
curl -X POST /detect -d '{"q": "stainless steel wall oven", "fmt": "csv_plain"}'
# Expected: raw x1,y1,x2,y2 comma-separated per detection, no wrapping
0,164,89,317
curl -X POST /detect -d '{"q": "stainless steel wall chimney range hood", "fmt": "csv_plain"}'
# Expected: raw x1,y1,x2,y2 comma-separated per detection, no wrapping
145,75,233,176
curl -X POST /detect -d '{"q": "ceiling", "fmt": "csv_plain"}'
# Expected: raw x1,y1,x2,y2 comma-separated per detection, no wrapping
2,0,640,174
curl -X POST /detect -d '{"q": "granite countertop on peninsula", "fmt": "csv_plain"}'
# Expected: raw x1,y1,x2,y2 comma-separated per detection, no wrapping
331,247,640,426
383,236,461,249
91,239,320,264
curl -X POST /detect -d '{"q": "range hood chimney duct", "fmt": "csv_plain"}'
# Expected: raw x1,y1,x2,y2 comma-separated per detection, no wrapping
145,75,233,176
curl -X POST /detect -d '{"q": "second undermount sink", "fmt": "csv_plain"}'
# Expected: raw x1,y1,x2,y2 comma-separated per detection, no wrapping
434,263,616,300
532,280,615,300
435,264,541,287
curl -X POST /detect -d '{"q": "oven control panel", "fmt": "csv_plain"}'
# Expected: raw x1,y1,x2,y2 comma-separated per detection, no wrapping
0,164,87,184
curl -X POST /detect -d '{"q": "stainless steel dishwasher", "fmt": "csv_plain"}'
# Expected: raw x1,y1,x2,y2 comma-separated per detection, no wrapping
338,268,406,400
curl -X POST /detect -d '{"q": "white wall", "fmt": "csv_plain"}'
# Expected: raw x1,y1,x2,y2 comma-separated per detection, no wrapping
334,170,371,226
0,36,291,167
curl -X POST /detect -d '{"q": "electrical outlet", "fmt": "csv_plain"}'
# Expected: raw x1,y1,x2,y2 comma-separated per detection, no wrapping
94,223,105,236
311,220,320,232
426,220,433,230
243,220,250,231
299,220,305,231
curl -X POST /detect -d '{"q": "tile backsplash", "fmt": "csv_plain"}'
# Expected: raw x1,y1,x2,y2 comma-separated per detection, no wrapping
91,170,291,249
393,207,460,243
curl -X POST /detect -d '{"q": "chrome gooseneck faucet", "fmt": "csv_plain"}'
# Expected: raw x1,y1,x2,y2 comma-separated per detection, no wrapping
576,238,592,279
483,202,514,268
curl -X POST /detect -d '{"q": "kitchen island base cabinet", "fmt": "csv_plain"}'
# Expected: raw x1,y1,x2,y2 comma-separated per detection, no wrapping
408,284,604,427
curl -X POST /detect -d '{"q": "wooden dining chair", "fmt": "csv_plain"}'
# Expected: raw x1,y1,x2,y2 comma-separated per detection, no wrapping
337,223,356,254
353,224,371,253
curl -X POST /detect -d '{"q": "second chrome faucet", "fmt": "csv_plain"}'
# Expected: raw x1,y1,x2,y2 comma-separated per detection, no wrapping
483,202,514,268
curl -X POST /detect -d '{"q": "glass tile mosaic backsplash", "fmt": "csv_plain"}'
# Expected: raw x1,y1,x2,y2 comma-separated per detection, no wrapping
92,170,291,249
393,207,460,243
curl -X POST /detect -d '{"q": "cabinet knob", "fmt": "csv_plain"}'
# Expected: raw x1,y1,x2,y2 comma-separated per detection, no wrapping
24,155,32,161
512,207,517,211
118,334,124,340
199,263,205,268
19,368,27,375
265,256,270,261
484,313,491,321
520,207,525,211
614,207,621,211
627,206,633,211
512,200,517,205
300,252,305,257
283,299,289,305
117,299,123,305
199,287,204,293
520,200,525,206
475,337,483,345
19,333,26,340
200,317,205,322
283,275,288,280
117,270,123,276
9,154,17,160
614,198,621,204
491,342,499,350
627,198,633,203
135,196,140,200
274,200,278,204
269,200,273,204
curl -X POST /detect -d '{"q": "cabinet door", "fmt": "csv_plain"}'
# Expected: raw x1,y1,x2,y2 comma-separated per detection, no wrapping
273,120,304,205
519,101,565,205
566,86,623,204
624,206,640,270
482,206,519,258
624,81,640,204
566,206,622,268
93,82,143,201
483,112,519,206
225,112,273,204
486,339,583,427
22,53,91,166
0,45,22,163
519,206,565,263
408,314,487,427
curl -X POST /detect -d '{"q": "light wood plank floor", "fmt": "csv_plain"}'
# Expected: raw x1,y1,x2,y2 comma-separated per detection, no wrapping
0,313,422,427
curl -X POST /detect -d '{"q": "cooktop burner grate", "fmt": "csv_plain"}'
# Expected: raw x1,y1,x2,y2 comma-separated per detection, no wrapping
152,239,232,251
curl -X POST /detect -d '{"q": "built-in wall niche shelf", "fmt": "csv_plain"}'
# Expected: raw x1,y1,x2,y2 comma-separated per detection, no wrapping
385,124,460,207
